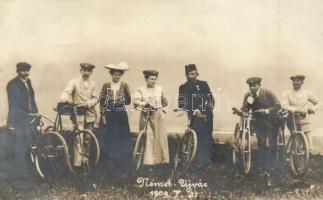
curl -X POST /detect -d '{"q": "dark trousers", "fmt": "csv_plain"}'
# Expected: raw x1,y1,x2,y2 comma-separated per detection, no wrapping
193,117,214,165
254,120,279,169
6,123,33,175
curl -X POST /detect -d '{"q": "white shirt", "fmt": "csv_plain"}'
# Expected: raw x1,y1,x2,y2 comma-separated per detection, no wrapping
20,78,29,92
110,81,121,103
60,77,97,122
282,88,321,112
133,85,168,109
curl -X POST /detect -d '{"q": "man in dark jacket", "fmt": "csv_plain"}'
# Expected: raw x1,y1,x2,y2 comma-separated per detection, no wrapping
242,77,281,170
178,64,214,166
6,62,38,176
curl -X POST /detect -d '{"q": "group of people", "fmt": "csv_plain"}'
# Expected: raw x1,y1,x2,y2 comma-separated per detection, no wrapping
0,61,320,179
241,75,320,172
1,62,215,177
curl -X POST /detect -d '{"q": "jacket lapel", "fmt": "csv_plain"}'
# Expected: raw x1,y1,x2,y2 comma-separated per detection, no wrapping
15,77,29,97
258,88,268,106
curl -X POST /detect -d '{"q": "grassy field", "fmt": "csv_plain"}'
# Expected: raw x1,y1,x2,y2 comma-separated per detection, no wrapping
1,134,323,200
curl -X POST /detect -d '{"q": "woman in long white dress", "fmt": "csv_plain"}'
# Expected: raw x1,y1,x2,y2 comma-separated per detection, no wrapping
133,70,169,165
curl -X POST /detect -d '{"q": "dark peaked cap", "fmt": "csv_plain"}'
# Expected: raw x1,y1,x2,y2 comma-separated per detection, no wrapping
80,63,95,69
290,75,305,81
246,77,262,85
143,70,159,77
185,64,197,73
16,62,31,71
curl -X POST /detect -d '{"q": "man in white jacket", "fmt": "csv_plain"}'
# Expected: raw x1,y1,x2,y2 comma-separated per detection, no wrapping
60,63,98,167
281,75,321,153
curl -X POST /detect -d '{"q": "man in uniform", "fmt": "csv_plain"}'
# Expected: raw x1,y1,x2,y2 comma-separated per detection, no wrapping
242,77,281,171
60,63,98,168
281,75,321,153
178,64,214,167
6,62,38,176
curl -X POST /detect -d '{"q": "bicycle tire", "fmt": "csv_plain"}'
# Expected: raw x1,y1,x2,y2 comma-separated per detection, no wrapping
289,131,309,177
133,130,146,170
32,131,70,180
241,129,251,174
276,127,286,161
68,129,100,176
232,123,240,165
172,129,197,174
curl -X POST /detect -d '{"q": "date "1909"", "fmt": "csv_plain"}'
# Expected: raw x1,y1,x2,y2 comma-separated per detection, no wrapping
148,190,199,199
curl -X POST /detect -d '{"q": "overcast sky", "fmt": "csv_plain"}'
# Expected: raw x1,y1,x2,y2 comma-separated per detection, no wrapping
0,0,323,131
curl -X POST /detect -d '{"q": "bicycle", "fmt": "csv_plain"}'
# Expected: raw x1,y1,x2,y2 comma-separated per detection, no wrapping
49,103,100,176
232,107,261,174
277,110,310,177
28,114,71,180
171,108,198,175
132,106,157,170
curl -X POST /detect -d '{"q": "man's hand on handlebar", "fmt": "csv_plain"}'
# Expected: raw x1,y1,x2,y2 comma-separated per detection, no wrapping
257,108,269,115
60,99,73,104
28,113,40,117
293,110,307,116
76,102,88,108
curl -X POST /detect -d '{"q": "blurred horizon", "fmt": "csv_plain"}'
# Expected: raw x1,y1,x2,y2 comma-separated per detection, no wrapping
0,0,323,133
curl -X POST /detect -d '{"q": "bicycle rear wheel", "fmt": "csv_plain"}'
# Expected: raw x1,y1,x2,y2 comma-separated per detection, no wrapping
133,130,146,170
276,127,285,161
241,130,251,174
68,129,100,176
232,123,241,165
290,131,309,177
173,129,197,173
31,131,70,180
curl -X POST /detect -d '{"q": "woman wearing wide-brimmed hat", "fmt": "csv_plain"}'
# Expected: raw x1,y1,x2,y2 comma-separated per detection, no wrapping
98,62,132,172
133,70,169,165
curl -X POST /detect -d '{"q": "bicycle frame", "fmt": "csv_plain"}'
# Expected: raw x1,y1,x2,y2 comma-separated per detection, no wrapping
232,108,255,135
53,105,86,132
30,114,55,136
174,108,205,131
284,112,306,153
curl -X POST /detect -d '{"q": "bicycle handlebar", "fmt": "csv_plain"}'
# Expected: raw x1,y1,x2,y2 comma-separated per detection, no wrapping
279,109,312,119
136,106,166,113
232,107,262,117
27,113,55,126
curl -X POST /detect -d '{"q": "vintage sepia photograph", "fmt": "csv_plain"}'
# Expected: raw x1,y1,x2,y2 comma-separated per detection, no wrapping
1,0,323,199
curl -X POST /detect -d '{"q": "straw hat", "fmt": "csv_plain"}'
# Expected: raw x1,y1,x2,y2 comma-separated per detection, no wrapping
104,62,129,71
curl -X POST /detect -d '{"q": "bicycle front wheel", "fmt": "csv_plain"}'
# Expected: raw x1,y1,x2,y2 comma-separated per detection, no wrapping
290,131,309,177
241,130,251,174
173,129,197,173
31,131,70,180
68,129,100,176
133,130,146,170
232,123,241,165
276,127,286,161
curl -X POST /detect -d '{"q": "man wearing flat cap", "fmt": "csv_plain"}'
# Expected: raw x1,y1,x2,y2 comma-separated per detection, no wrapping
60,63,98,168
242,77,281,171
6,62,38,176
242,77,281,169
282,75,321,152
178,64,215,166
